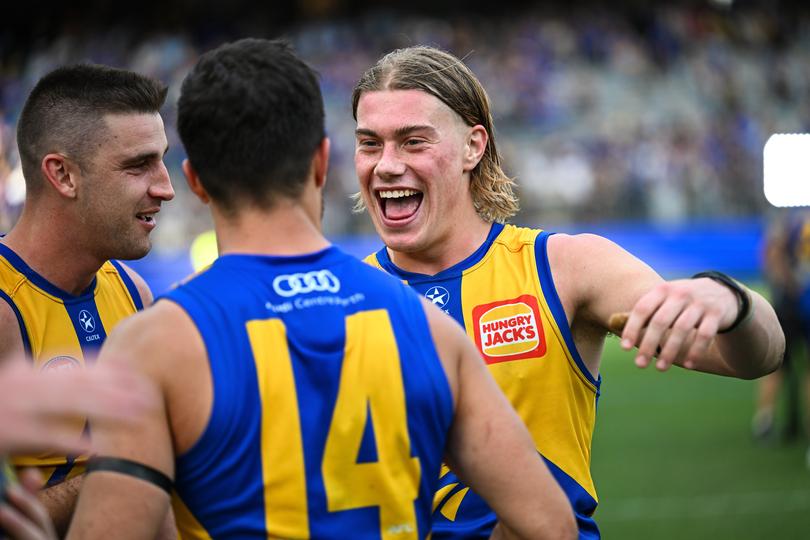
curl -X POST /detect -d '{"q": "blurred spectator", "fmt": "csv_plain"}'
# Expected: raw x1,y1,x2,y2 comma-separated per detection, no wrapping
1,5,809,242
751,209,810,466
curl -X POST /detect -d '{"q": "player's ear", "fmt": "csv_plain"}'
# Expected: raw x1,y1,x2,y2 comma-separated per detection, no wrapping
182,159,210,204
462,125,487,173
42,153,78,199
312,137,330,190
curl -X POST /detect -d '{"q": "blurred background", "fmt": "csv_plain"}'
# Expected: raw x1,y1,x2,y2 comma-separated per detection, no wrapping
2,0,809,537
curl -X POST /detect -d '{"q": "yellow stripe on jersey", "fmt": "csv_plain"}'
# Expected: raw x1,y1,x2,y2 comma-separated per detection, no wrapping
323,309,420,540
247,318,310,538
172,495,212,540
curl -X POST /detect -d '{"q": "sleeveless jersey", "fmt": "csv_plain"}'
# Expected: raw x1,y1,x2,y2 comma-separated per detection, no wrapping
0,243,144,486
365,223,601,539
163,246,454,539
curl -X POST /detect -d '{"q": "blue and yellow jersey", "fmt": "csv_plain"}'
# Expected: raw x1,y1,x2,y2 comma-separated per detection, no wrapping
0,243,144,486
162,246,454,539
365,223,601,540
785,211,810,283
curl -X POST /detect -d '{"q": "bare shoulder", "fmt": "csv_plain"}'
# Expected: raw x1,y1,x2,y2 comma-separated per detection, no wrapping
546,232,662,324
115,261,154,307
102,300,202,376
546,232,627,268
545,233,624,305
0,294,25,361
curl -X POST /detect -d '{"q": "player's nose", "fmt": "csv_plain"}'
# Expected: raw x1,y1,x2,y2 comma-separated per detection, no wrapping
374,143,406,179
150,160,175,202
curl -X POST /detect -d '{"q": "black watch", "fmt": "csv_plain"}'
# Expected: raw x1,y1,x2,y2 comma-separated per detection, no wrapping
691,270,752,333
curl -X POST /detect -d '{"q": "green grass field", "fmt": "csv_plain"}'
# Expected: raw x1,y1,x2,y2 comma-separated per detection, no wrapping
591,336,810,539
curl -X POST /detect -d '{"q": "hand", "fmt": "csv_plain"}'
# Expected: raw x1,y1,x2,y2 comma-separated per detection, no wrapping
0,362,158,454
0,469,56,540
616,278,739,371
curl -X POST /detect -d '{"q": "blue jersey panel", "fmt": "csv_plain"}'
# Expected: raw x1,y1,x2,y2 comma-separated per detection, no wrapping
165,246,453,539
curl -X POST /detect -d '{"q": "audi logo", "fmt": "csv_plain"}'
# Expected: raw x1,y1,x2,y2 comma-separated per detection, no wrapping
272,270,341,297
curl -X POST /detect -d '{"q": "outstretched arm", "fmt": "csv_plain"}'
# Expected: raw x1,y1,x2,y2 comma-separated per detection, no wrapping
551,233,784,379
424,300,576,540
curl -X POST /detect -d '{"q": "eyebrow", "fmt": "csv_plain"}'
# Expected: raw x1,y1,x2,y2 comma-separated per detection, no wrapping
355,125,438,138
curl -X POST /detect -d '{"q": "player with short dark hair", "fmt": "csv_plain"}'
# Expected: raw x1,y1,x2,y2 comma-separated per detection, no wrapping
0,63,174,534
67,38,576,540
352,45,785,539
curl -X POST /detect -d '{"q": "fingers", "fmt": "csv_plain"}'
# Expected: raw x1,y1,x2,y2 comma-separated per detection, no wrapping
683,314,720,370
0,483,56,540
34,364,158,423
616,279,727,372
0,362,158,453
16,470,42,494
653,305,702,371
619,285,666,368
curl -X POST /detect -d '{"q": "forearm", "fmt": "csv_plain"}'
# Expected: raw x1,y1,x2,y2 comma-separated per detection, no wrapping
38,474,82,537
715,290,785,379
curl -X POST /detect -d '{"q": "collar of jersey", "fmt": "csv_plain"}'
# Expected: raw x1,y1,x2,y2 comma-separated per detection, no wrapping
375,222,505,283
0,241,98,302
214,244,346,271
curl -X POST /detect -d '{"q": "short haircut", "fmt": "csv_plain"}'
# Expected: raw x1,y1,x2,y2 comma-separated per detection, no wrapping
17,64,168,192
177,38,325,213
352,46,518,223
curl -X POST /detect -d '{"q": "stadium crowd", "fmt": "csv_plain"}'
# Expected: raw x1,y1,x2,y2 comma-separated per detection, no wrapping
1,5,808,245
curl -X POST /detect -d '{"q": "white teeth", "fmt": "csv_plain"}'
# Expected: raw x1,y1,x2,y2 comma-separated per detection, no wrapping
379,189,419,199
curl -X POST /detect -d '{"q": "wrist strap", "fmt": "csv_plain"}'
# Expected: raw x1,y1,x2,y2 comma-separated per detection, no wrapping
86,456,173,494
691,270,752,333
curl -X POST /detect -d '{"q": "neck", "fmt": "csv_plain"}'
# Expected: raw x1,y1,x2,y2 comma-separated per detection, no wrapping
3,203,104,295
388,217,492,275
214,200,329,257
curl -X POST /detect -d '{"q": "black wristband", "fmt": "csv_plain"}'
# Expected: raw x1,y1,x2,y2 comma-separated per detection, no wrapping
86,456,173,494
691,271,752,334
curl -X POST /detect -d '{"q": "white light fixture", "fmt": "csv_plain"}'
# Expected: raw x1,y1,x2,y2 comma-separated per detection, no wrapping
763,133,810,208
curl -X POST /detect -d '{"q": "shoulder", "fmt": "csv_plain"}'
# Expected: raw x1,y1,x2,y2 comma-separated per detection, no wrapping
103,300,202,376
112,261,154,307
547,232,660,310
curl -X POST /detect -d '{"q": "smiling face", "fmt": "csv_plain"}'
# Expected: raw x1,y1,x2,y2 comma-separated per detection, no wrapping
76,112,174,260
355,89,489,268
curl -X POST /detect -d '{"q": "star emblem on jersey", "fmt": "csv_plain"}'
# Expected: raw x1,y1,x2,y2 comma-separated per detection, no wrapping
425,286,450,309
78,309,96,333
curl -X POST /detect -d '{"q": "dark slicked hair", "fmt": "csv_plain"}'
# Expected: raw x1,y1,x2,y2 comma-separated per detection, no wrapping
177,38,325,213
352,46,518,223
17,64,167,193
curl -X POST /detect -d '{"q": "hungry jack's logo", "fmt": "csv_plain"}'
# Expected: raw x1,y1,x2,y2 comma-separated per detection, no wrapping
472,295,545,364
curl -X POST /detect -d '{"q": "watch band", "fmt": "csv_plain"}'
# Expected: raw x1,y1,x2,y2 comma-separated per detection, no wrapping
691,270,752,333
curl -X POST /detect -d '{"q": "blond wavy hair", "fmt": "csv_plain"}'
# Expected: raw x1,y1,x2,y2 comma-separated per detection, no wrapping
351,46,518,223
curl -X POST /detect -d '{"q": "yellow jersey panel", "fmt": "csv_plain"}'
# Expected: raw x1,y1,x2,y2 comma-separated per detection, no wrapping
366,223,601,539
0,244,143,484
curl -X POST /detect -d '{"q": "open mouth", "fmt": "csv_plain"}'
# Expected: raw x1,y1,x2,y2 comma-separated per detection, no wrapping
136,213,156,224
377,189,423,222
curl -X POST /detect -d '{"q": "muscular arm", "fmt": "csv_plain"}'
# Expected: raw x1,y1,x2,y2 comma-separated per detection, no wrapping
68,301,207,540
550,233,784,379
67,305,175,540
424,300,576,540
38,476,81,537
